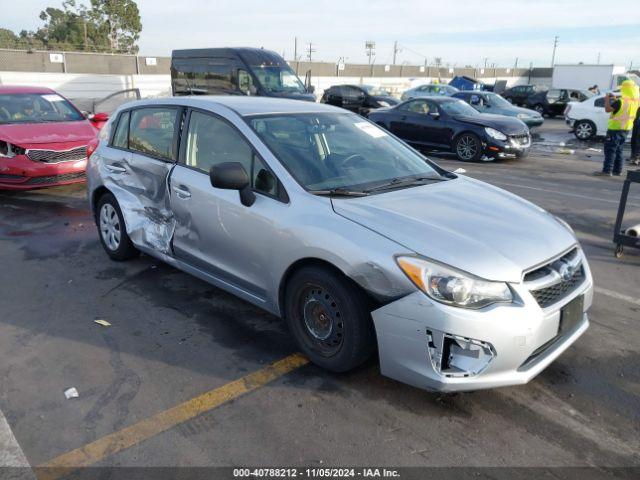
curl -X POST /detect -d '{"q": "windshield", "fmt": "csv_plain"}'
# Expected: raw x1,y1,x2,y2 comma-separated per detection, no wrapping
362,85,389,96
250,65,306,94
0,93,84,124
248,112,444,192
439,100,479,116
485,93,512,108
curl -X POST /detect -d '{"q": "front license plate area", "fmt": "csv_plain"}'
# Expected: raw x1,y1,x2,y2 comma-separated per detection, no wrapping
559,295,584,335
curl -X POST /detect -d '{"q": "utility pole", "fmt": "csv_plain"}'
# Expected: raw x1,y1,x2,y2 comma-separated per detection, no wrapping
306,42,315,62
597,52,601,64
294,37,297,61
514,57,518,69
551,35,559,67
392,41,400,65
365,41,375,65
483,57,488,68
82,17,87,51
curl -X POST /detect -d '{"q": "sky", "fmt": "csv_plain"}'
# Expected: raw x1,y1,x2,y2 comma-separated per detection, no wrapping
3,0,640,68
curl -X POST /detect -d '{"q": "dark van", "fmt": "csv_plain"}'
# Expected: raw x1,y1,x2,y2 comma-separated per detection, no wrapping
171,48,316,101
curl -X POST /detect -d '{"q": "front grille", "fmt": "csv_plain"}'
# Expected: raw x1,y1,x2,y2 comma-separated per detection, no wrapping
524,248,585,308
24,172,86,185
27,146,87,163
510,133,531,146
530,267,584,308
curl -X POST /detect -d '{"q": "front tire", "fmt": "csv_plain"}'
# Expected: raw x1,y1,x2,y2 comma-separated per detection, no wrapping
96,193,138,261
454,133,482,162
533,103,545,116
574,119,596,140
284,267,375,372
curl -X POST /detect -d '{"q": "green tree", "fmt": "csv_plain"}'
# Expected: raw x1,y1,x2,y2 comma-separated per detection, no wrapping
89,0,142,54
0,28,19,48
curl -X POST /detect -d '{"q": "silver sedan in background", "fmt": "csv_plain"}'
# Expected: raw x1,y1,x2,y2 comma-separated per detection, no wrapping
87,97,592,392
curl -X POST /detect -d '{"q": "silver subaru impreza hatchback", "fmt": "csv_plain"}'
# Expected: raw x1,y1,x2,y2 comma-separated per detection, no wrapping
87,96,593,392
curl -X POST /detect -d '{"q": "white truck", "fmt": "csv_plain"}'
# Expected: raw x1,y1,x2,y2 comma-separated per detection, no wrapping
552,64,628,91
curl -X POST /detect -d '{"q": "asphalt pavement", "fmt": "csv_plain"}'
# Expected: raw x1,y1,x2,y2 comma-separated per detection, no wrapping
0,119,639,478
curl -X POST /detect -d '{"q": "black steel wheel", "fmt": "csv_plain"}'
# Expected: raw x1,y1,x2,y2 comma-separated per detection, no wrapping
284,266,375,372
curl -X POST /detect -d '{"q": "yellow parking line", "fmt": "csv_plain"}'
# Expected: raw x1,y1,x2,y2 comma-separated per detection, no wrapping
36,353,309,480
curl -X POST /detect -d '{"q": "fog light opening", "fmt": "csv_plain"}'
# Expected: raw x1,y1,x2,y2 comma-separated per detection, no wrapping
427,330,495,378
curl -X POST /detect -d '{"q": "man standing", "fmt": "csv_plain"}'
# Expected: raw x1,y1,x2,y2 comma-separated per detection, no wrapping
629,113,640,165
594,80,639,176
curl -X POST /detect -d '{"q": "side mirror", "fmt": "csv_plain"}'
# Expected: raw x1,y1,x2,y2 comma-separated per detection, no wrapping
249,85,258,95
429,111,440,118
90,112,109,122
209,162,256,207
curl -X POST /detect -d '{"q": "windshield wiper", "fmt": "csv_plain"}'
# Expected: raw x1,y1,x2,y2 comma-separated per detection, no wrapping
309,188,370,197
364,175,445,193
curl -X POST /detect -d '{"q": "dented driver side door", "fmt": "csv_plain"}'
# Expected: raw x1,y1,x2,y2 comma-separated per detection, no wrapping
104,106,182,253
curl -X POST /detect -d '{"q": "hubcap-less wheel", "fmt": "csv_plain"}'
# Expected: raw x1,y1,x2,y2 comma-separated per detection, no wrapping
456,135,479,161
575,121,594,140
301,286,344,356
100,203,121,251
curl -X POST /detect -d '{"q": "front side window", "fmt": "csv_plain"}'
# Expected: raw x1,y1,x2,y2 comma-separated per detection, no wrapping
400,100,430,114
129,107,179,160
249,112,444,192
0,93,84,124
185,111,277,196
250,65,306,94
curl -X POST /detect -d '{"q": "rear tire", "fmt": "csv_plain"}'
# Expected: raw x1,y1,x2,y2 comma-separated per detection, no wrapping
454,133,482,162
95,192,138,261
574,119,596,141
284,266,375,372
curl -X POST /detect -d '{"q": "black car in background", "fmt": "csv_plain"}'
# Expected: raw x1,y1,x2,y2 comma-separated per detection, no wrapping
501,84,538,106
524,88,592,117
320,84,399,116
368,97,530,162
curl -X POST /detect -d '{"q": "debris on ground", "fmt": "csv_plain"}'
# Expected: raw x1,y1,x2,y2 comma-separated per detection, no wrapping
64,387,79,399
94,319,111,327
587,148,602,152
556,148,575,155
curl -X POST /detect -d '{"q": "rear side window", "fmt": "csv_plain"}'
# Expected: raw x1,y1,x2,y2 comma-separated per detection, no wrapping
111,111,130,149
594,97,605,108
129,107,179,160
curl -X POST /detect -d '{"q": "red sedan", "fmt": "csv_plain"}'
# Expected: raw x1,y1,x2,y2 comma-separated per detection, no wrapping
0,85,107,190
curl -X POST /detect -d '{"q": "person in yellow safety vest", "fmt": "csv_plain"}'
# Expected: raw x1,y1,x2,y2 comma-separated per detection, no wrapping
594,80,640,176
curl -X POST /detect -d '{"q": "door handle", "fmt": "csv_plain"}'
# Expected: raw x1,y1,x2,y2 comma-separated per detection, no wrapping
105,164,126,174
173,186,191,199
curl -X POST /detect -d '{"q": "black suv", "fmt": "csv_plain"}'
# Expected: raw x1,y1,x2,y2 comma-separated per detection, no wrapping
525,88,592,117
320,84,399,116
501,85,537,106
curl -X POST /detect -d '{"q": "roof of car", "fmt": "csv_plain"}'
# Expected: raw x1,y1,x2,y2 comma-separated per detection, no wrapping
124,96,343,116
0,85,56,95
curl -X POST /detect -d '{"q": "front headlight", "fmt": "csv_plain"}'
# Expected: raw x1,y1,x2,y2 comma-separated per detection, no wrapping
396,256,513,309
0,140,25,158
377,100,390,107
485,127,507,141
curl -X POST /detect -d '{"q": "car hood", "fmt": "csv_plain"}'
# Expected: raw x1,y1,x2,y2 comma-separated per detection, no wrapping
0,120,96,146
452,113,528,134
332,176,576,283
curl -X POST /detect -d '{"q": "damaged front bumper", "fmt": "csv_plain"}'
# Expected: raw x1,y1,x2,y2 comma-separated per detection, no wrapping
371,264,593,392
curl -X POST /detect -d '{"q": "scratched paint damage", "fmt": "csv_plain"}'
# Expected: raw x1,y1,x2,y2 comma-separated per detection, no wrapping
350,260,413,301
